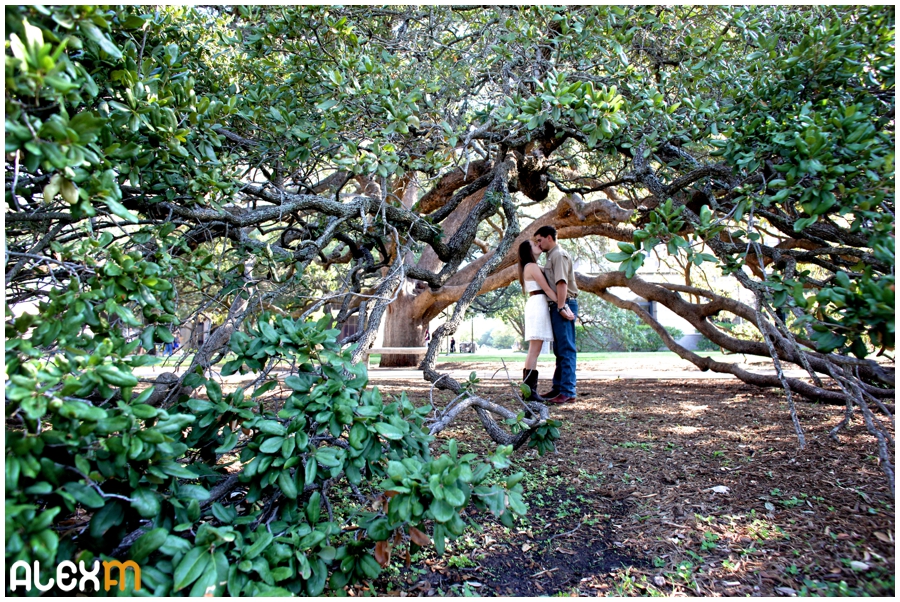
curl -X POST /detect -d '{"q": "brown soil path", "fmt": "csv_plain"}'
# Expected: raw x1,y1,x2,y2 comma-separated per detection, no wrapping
366,377,894,597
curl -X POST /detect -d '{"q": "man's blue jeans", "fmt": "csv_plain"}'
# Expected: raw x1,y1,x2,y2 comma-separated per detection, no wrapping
550,298,578,397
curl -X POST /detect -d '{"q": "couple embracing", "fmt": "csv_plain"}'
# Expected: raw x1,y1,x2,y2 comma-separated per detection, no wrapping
517,225,578,405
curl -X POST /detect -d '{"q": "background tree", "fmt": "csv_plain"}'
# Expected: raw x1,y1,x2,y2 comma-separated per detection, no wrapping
4,5,895,592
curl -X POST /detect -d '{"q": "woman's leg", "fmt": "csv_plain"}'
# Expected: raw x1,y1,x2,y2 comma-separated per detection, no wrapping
524,340,542,371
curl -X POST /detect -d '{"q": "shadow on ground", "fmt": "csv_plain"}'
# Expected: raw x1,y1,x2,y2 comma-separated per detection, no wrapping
367,377,894,597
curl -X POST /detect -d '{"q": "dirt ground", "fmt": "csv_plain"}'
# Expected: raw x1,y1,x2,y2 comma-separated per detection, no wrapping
364,375,895,597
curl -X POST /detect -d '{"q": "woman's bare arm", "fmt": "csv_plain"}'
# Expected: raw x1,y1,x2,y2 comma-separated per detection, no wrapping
526,264,558,302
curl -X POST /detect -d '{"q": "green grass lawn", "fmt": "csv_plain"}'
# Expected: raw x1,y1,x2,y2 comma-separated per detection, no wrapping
150,350,730,369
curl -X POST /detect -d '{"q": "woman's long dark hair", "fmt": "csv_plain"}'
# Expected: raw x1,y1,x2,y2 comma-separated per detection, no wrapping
517,240,536,292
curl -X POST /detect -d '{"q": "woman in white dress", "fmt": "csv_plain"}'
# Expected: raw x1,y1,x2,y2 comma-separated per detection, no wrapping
517,240,559,402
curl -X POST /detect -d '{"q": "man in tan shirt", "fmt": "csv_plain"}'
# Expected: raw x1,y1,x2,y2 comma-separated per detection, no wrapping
534,225,578,404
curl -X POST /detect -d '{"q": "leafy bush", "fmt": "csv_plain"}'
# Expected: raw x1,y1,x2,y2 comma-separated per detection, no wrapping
635,324,684,352
695,336,721,352
491,330,518,350
696,320,765,351
477,329,494,347
576,296,683,352
6,285,526,595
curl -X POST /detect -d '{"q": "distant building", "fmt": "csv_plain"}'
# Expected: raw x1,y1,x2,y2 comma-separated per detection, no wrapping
571,248,752,351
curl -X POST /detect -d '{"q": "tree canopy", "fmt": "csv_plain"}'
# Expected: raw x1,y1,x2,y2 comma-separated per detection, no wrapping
5,4,894,595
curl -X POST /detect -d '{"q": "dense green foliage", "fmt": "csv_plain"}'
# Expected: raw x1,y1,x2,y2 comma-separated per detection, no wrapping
576,295,684,353
7,297,526,595
3,7,531,594
602,8,894,358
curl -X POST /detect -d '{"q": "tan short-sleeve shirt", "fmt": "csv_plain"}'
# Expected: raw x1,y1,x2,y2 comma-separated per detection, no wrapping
544,245,579,298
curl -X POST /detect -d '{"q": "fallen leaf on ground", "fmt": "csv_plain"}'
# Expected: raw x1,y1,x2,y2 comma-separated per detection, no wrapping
409,526,430,546
874,531,892,543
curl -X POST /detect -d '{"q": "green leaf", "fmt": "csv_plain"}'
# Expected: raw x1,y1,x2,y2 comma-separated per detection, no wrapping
507,490,528,515
123,15,147,29
206,378,222,403
298,530,326,550
315,446,343,467
433,524,446,555
277,471,297,499
359,554,381,579
429,499,456,523
373,422,404,440
81,22,123,59
178,484,210,501
129,527,168,563
155,326,175,344
284,375,309,391
244,531,273,560
189,565,220,597
259,436,284,454
89,501,124,538
173,547,212,591
305,458,318,485
252,380,277,398
158,461,196,479
131,488,161,518
140,326,156,351
211,502,237,524
25,482,53,495
258,321,278,342
604,251,633,263
103,197,139,223
65,482,105,508
444,486,466,508
306,491,321,524
187,398,215,413
215,429,238,453
306,558,327,596
256,420,285,436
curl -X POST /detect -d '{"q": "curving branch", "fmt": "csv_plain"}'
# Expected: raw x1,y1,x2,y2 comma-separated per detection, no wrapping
578,271,894,400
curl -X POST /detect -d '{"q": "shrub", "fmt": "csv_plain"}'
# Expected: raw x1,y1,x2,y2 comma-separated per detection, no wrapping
6,289,526,595
491,330,518,350
576,296,683,352
696,320,764,351
635,324,684,352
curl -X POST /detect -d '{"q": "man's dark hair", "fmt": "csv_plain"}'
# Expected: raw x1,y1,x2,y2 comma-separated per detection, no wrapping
534,225,557,240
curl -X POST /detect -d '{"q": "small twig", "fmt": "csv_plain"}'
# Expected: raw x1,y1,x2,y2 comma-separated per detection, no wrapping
349,481,368,504
10,149,22,211
322,479,335,523
497,358,530,412
661,521,692,530
546,521,583,543
755,299,805,448
65,466,135,503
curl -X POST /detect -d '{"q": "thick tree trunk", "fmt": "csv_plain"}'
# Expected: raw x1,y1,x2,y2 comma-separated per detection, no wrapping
378,287,428,367
378,177,430,367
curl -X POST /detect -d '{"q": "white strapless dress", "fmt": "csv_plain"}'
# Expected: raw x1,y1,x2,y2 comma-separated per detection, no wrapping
524,280,554,342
